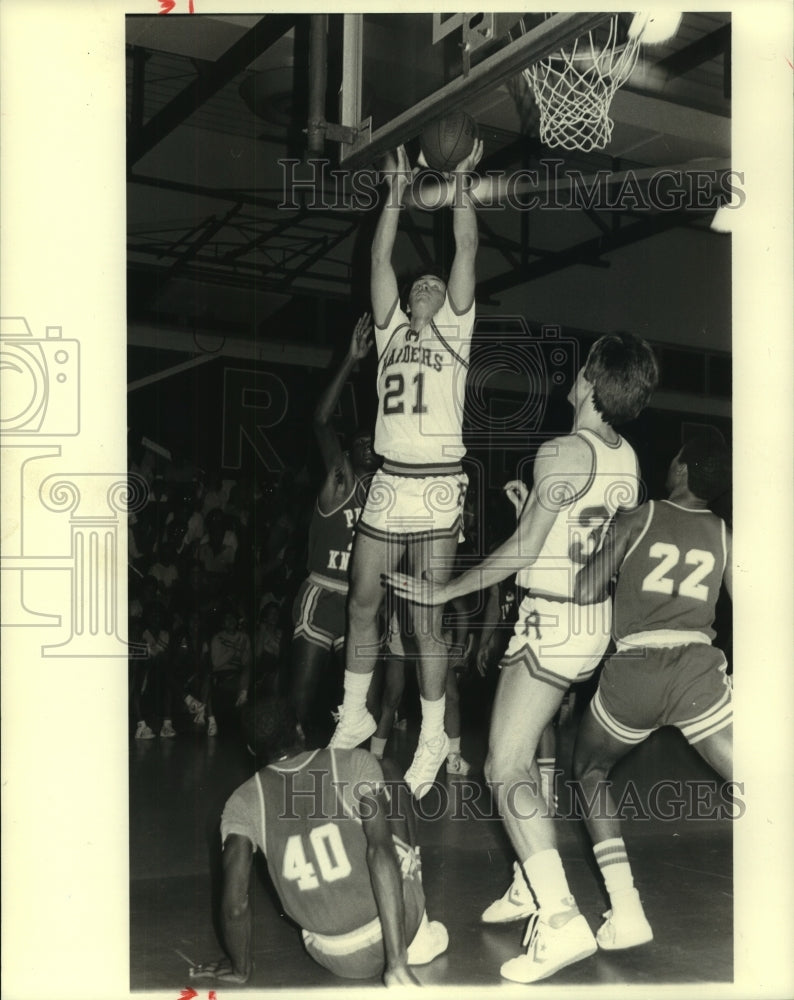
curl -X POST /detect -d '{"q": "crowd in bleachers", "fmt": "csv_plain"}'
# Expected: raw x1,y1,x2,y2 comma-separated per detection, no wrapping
127,444,315,740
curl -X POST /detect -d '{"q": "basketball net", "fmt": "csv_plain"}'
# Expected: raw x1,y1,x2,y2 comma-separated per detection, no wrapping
522,15,643,153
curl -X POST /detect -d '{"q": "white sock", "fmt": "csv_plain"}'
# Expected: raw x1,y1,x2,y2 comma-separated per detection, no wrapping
523,849,574,914
370,735,387,758
447,736,461,755
341,669,372,715
419,695,445,741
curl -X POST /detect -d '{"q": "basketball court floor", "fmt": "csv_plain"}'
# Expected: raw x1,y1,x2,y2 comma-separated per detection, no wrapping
130,694,732,991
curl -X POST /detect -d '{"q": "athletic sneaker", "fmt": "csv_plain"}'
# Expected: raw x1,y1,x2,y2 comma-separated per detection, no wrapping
596,891,653,950
135,721,156,740
193,707,206,727
185,695,204,716
445,752,471,775
328,706,376,749
500,906,597,984
406,913,449,966
404,732,449,799
160,719,177,738
481,862,537,924
207,716,218,737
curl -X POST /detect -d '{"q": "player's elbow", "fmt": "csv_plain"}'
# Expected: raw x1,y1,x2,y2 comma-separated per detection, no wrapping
573,576,596,605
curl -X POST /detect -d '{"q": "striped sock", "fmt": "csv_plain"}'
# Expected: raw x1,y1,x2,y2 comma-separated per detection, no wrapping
593,837,635,905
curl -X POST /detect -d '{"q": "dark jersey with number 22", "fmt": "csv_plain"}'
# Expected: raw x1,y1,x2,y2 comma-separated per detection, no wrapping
613,500,728,642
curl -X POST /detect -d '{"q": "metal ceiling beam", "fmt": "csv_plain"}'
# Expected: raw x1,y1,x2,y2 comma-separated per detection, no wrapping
654,24,731,83
221,207,310,264
479,209,711,297
166,202,244,278
127,13,299,168
129,172,366,222
128,255,352,289
279,222,358,289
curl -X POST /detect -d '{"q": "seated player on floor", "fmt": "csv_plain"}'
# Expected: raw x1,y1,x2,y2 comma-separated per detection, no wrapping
190,697,448,987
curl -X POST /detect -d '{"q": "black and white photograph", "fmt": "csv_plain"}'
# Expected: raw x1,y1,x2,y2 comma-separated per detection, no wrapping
1,4,792,1000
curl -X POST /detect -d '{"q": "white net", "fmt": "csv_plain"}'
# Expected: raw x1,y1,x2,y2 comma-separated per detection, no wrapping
523,15,642,153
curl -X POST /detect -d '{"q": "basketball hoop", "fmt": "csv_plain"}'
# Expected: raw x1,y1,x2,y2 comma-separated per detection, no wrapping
522,15,643,153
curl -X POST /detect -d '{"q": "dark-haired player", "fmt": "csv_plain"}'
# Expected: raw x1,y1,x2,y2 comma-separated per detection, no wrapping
290,314,381,744
329,141,484,799
571,436,732,950
386,332,659,982
189,698,447,986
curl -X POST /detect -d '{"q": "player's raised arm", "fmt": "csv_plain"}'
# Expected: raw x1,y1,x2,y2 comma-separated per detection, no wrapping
358,775,419,987
447,139,482,315
313,313,373,509
371,146,416,329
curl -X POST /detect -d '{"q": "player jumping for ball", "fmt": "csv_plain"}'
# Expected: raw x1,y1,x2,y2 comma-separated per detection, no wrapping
385,333,659,982
328,140,484,799
571,435,733,950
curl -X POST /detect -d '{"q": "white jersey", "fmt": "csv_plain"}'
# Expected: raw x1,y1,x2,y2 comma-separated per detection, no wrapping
518,428,641,599
374,296,474,473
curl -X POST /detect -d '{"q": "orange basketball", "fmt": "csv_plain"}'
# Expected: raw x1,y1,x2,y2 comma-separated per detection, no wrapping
420,112,478,173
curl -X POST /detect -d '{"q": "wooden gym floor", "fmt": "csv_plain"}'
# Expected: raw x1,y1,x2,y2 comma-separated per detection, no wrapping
130,684,732,993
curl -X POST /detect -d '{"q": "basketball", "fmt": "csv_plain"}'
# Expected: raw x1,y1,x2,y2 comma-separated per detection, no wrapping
420,112,478,173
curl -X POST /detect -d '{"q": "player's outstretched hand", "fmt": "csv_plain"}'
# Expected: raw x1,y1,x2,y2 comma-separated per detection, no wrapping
503,479,529,516
381,571,445,606
348,312,373,362
190,957,249,984
382,145,419,196
384,963,421,987
451,137,484,175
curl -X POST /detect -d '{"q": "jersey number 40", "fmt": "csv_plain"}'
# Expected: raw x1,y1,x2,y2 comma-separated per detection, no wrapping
282,823,352,891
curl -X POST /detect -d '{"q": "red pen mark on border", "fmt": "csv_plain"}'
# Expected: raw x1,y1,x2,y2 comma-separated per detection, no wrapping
786,57,793,71
178,990,198,1000
158,0,196,12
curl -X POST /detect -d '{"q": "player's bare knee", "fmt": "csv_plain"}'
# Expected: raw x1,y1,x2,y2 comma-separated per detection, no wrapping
485,751,527,792
348,590,382,627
